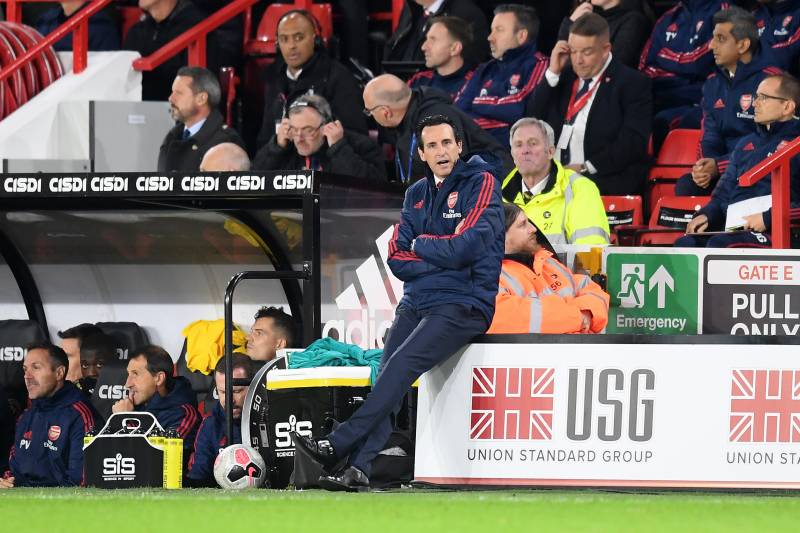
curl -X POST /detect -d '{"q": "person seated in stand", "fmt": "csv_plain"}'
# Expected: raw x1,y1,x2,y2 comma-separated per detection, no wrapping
57,323,103,384
753,0,800,73
35,1,119,51
112,345,201,464
2,343,100,488
455,4,549,144
488,203,609,334
408,16,476,101
75,333,118,398
677,73,800,248
254,94,386,181
187,354,253,487
199,142,251,172
245,306,297,365
526,12,652,196
677,7,781,196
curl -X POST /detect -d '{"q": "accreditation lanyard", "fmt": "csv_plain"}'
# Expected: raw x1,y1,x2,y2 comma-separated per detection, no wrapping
304,156,321,171
396,133,417,184
564,69,606,124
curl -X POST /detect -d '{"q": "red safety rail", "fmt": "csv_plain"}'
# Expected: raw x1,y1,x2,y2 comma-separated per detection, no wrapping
0,0,111,81
739,135,800,249
133,0,260,72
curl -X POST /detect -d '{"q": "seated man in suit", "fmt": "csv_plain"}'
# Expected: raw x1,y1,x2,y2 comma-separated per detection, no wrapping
526,12,652,195
254,94,386,180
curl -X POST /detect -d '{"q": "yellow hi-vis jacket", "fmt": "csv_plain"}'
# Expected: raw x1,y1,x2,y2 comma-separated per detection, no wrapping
487,250,609,334
502,160,610,245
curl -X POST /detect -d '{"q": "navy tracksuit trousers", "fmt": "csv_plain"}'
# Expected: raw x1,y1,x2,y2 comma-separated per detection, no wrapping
327,303,488,476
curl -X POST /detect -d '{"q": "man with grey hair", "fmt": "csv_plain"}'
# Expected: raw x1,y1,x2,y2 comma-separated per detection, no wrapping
501,117,609,245
158,66,245,172
200,143,251,172
253,94,386,180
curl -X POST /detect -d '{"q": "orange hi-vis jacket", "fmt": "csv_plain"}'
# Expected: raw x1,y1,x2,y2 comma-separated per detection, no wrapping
487,249,609,334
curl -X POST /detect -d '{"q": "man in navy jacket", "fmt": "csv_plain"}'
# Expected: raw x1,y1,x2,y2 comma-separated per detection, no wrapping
677,7,782,196
292,114,504,491
754,0,800,72
112,345,200,464
3,343,101,488
678,73,800,247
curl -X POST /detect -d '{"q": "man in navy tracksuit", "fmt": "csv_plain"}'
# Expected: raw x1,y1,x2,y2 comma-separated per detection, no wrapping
187,355,251,486
640,0,727,146
677,7,782,196
292,114,504,491
408,16,475,101
455,4,548,145
754,0,800,72
677,74,800,247
112,345,201,466
3,343,101,488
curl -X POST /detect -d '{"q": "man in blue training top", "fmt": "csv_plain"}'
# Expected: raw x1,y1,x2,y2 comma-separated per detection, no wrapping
408,16,475,101
2,342,101,488
292,114,505,491
187,354,253,487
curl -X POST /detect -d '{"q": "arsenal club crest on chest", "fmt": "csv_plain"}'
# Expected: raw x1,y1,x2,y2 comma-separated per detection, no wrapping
740,94,753,112
508,73,521,95
448,191,459,209
48,425,61,441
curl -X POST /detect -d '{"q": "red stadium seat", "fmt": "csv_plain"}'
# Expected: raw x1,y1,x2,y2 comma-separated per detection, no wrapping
602,195,643,244
631,196,711,246
246,3,333,57
646,166,690,215
656,128,702,166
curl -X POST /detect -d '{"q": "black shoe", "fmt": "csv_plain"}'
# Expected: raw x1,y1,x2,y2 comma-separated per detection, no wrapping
318,466,370,492
290,432,339,470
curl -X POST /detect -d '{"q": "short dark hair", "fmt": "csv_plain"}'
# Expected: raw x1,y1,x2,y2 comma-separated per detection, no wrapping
503,202,523,232
176,66,221,108
80,333,118,363
713,6,759,53
214,353,255,380
57,323,103,343
131,345,174,387
26,341,69,372
569,12,610,40
428,15,473,50
253,306,297,348
494,4,539,43
416,114,462,144
771,73,800,109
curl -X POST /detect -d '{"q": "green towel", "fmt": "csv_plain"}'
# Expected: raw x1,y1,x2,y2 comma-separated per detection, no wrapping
288,337,383,385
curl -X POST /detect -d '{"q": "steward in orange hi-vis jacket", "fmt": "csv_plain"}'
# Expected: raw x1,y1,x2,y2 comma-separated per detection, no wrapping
488,203,609,334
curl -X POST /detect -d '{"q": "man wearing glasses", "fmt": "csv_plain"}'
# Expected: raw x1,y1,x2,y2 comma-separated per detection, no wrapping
253,94,386,180
678,74,800,248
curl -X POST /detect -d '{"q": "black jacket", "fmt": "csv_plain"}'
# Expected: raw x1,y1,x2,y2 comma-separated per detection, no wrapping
123,0,239,101
388,87,513,183
384,0,489,66
253,130,387,181
158,110,245,172
525,58,652,195
557,0,651,69
256,50,368,150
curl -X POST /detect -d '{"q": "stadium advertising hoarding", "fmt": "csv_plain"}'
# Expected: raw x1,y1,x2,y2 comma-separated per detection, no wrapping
415,341,800,489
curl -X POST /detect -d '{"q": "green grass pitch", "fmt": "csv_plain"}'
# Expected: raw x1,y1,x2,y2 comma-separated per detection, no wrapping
3,488,800,532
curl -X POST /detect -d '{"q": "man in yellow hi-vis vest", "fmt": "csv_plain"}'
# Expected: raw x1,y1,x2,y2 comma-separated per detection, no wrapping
502,117,610,245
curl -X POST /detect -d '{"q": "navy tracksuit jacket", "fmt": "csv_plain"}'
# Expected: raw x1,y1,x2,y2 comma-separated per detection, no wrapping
700,53,782,175
137,376,201,462
639,0,728,110
455,41,549,144
187,402,241,484
754,0,800,72
408,64,474,101
9,382,101,487
698,118,800,231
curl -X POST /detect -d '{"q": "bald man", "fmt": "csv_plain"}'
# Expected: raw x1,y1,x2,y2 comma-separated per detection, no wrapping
200,142,251,172
363,74,512,184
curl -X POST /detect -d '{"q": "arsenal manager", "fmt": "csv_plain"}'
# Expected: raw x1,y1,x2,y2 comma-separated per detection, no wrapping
293,114,504,491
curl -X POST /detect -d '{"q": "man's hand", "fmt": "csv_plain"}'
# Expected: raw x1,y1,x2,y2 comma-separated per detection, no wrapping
276,118,291,148
580,310,593,333
691,158,718,188
112,397,134,413
0,476,14,489
322,120,344,147
686,214,709,234
550,40,570,75
570,1,594,21
743,212,767,233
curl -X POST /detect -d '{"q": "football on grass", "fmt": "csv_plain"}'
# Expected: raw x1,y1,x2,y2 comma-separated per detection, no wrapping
213,444,266,489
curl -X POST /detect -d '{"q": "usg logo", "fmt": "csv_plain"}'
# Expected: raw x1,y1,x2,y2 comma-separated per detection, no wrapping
102,453,136,480
98,384,127,400
274,415,312,448
0,346,24,361
273,174,311,190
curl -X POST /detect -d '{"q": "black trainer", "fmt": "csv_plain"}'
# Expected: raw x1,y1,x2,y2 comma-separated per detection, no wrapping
290,432,339,470
318,466,370,492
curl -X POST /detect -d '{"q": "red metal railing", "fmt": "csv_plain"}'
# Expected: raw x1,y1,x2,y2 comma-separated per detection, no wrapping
739,135,800,249
0,0,112,82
